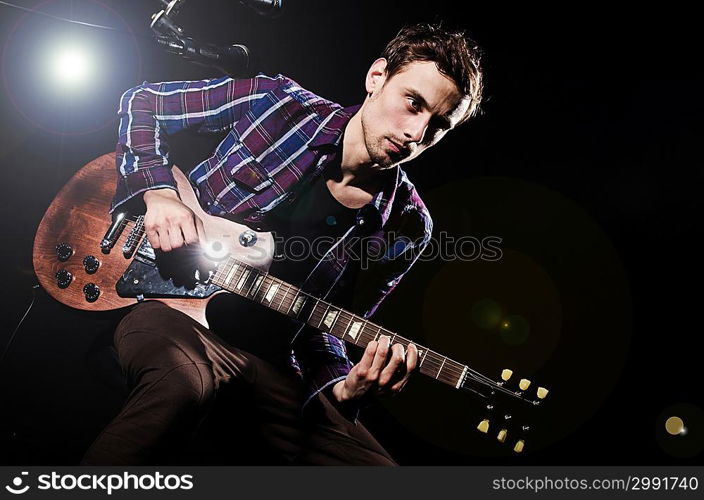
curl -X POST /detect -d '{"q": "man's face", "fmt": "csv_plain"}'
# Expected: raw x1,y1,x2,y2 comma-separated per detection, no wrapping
360,59,470,169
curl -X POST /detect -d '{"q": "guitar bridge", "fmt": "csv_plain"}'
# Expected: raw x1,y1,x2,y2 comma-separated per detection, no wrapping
122,215,145,258
116,240,220,300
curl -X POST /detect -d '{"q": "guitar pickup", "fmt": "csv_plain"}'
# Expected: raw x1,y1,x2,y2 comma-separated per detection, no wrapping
100,212,127,253
122,215,145,258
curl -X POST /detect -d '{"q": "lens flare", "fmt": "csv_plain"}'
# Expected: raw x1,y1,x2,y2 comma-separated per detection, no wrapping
50,46,91,87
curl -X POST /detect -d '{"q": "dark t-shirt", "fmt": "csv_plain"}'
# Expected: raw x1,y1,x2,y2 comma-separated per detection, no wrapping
267,168,357,285
207,169,356,366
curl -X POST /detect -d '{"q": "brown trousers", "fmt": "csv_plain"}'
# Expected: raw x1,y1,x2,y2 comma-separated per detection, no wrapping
81,301,395,465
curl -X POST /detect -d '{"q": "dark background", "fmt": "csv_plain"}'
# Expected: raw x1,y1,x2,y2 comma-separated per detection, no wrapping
0,0,702,465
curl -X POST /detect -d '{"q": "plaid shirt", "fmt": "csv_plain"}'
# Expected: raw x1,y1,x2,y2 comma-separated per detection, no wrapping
113,74,433,408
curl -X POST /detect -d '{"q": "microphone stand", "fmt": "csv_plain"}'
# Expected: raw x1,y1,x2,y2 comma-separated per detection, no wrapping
149,0,253,77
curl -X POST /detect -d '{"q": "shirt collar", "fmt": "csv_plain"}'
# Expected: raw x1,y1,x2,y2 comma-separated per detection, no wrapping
308,103,400,228
307,104,361,149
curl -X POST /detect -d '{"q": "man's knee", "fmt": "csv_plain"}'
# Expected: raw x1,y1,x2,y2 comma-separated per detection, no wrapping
113,302,212,382
114,301,187,345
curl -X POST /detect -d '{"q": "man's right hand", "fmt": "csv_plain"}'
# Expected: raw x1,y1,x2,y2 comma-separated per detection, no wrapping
143,188,205,252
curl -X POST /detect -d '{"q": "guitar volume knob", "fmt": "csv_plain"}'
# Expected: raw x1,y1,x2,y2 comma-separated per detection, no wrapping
56,243,73,262
83,283,100,302
239,230,257,247
55,269,72,289
83,255,100,274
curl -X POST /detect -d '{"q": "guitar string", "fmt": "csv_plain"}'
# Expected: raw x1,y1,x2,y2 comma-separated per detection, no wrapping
211,244,526,396
122,220,527,397
110,219,532,398
215,262,526,397
211,260,467,383
120,215,510,386
225,273,530,400
267,278,500,387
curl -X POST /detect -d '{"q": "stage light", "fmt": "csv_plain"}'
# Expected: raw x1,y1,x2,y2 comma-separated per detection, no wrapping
49,46,92,87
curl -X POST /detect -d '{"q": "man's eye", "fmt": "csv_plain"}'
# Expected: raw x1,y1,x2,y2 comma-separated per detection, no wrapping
407,97,420,111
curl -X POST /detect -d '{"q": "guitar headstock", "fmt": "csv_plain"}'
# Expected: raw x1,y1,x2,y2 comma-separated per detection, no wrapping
463,368,550,453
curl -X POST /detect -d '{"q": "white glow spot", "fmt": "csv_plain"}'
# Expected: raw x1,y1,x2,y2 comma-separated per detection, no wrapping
51,47,91,86
204,241,229,261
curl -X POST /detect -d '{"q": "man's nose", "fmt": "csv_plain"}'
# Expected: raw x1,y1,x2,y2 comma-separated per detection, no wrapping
403,115,429,144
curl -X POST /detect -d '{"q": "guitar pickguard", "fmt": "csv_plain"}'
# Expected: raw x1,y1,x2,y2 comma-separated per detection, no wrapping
116,238,221,299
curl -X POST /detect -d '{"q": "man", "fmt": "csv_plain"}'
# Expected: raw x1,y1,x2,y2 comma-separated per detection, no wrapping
82,23,483,465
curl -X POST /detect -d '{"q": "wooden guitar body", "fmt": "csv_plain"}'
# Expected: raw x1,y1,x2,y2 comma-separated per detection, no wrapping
32,153,274,327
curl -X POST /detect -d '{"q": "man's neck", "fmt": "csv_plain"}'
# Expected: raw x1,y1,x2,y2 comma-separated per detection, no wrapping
320,111,390,209
337,111,384,189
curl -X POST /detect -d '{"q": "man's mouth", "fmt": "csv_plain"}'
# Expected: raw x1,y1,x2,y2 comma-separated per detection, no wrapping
387,139,408,157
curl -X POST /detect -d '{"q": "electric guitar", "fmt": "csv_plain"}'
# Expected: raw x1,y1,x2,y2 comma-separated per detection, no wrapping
33,153,549,453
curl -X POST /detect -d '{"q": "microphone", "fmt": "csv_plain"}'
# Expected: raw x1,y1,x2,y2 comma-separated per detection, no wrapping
150,1,280,77
154,35,252,77
239,0,283,17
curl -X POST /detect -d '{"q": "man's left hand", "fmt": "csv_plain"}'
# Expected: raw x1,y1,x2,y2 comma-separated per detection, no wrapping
331,336,419,403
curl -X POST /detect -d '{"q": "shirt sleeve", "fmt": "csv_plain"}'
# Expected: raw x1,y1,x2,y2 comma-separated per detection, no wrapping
293,328,354,405
111,74,280,212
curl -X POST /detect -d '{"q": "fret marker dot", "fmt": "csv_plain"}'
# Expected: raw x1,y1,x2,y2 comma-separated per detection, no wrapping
326,215,337,226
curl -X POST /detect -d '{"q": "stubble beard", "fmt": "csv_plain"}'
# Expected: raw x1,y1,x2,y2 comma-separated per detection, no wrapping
360,108,396,170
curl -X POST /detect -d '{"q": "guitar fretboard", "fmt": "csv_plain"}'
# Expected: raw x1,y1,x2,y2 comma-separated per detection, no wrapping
210,257,469,389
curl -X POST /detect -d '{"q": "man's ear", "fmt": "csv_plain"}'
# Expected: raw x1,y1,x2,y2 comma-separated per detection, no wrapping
365,58,388,95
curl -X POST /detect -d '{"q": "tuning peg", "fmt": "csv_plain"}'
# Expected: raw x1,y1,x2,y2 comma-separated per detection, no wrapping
513,440,525,453
519,378,531,391
497,429,507,443
501,369,513,381
477,419,490,433
537,386,549,399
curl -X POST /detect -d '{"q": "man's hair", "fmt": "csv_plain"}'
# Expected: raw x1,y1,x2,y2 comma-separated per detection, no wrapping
381,23,483,123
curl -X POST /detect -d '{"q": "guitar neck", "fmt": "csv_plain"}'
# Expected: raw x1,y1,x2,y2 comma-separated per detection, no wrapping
210,257,469,390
